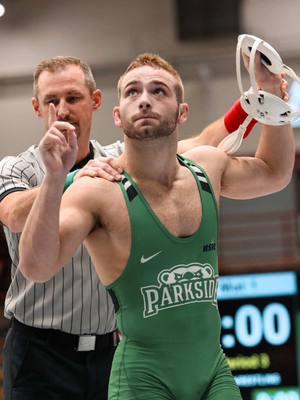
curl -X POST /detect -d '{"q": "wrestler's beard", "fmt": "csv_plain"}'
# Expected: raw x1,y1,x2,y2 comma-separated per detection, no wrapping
123,107,179,141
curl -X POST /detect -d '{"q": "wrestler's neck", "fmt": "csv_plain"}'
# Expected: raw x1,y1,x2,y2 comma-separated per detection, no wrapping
120,134,180,186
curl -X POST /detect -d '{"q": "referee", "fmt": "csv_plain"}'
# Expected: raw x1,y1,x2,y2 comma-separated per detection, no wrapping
0,56,123,400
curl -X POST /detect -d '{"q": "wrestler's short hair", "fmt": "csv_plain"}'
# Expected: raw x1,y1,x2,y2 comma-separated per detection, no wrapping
33,56,96,97
118,53,184,103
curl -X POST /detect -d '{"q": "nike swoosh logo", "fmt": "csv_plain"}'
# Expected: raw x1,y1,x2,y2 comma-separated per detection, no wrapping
140,251,162,264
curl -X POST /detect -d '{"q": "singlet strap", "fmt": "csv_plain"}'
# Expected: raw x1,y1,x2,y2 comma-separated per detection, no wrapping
120,175,138,202
177,154,213,194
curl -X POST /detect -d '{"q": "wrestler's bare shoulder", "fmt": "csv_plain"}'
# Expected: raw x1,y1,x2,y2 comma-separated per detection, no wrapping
183,144,225,160
64,175,123,212
183,144,227,163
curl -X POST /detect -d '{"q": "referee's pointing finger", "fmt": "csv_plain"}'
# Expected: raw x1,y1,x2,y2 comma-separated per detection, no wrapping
48,102,57,127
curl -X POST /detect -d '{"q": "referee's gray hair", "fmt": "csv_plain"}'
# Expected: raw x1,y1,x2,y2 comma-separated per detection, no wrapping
33,56,96,98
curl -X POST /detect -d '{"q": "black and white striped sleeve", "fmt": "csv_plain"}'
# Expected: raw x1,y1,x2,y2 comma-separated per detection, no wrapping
0,155,36,202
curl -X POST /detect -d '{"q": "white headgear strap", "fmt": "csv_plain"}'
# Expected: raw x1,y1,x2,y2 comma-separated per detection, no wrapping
219,34,300,154
237,34,300,125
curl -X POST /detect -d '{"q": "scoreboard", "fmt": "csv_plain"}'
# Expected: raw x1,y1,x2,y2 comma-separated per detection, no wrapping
218,271,300,400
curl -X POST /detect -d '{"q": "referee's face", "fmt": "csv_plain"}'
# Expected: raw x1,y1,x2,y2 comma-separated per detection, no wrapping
32,65,102,161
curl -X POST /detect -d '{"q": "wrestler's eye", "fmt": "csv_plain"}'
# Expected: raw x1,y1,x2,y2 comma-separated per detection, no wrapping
153,87,166,96
125,89,138,97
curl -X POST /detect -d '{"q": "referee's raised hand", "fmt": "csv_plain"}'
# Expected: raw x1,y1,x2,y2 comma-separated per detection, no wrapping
39,103,78,175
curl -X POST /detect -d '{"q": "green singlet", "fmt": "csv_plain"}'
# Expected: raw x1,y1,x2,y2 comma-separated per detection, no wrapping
107,155,242,400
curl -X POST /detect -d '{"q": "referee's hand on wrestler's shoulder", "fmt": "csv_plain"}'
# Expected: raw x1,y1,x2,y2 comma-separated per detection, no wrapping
74,157,124,182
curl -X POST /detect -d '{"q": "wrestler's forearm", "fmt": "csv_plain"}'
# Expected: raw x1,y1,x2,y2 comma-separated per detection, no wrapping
255,123,295,191
19,174,66,282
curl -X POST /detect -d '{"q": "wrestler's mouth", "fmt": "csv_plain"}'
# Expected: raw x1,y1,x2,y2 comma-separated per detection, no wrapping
134,114,158,122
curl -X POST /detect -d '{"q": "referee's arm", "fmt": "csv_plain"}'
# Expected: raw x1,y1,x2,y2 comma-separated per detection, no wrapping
0,188,39,233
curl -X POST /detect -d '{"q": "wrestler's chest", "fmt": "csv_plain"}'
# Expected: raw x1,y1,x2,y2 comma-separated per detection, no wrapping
140,178,203,237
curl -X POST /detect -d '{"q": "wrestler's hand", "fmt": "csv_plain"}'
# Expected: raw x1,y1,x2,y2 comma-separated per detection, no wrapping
74,157,123,182
39,103,78,175
242,53,288,100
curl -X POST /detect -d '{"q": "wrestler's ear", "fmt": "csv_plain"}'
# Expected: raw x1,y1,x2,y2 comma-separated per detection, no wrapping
178,103,189,125
32,97,42,117
113,106,122,128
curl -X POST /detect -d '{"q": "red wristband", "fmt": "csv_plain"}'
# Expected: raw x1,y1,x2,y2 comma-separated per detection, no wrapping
224,99,257,139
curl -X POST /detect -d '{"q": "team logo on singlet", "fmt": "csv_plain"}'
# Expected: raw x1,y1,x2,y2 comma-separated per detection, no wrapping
141,263,218,318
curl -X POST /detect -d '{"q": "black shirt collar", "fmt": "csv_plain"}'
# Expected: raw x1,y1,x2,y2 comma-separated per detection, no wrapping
70,142,94,172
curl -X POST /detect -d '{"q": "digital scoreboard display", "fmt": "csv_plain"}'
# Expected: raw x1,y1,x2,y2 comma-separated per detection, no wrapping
253,387,300,400
218,271,300,400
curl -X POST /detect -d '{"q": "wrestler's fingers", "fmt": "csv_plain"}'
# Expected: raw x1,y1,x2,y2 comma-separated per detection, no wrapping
280,78,289,101
241,52,250,69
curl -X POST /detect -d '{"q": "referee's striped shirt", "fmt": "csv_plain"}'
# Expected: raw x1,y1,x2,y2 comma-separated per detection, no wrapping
0,140,124,334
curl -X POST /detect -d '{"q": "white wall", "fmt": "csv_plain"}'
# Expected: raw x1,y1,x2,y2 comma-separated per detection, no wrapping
0,0,176,77
0,0,300,158
242,0,300,56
